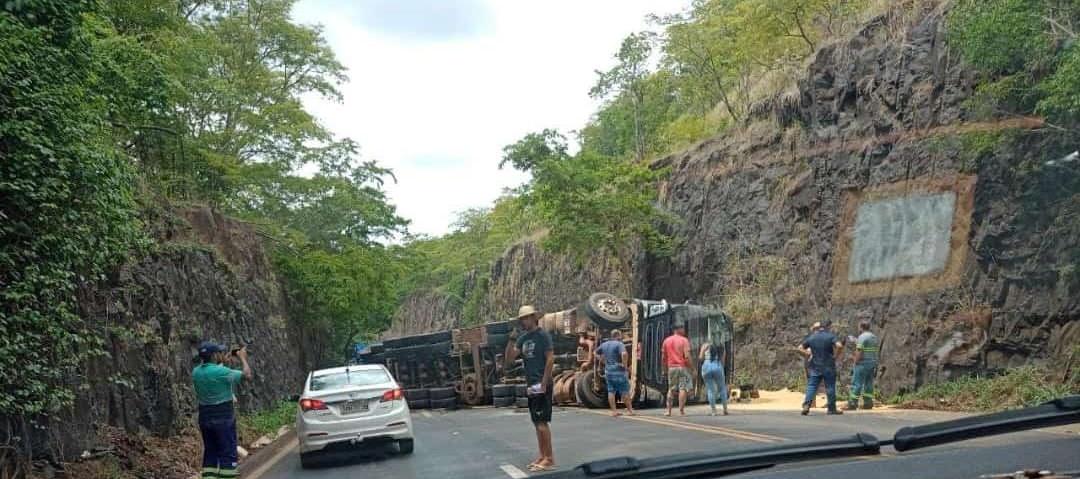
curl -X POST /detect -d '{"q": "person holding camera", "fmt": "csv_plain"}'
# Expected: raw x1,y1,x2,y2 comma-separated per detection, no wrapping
193,341,252,479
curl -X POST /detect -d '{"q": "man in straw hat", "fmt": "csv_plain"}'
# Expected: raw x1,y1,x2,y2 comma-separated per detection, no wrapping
505,305,556,472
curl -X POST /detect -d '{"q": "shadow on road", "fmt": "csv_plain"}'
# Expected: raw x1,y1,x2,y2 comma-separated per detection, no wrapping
304,443,411,470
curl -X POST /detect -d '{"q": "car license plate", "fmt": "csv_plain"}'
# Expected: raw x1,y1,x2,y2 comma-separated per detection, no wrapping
342,400,368,414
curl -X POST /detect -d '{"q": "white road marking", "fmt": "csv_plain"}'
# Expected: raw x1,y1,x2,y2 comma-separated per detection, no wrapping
244,442,298,479
421,410,432,418
500,464,529,479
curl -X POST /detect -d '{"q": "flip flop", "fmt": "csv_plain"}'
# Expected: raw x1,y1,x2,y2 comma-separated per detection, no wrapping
529,463,556,472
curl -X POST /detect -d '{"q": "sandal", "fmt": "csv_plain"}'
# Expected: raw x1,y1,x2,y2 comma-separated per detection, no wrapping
529,463,556,472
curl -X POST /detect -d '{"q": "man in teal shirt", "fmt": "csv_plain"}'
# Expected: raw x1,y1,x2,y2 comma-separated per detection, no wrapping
846,320,879,410
193,341,251,479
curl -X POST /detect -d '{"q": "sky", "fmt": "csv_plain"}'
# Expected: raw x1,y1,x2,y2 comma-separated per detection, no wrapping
291,0,689,237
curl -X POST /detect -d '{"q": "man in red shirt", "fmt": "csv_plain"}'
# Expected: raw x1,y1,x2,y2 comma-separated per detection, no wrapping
661,323,694,416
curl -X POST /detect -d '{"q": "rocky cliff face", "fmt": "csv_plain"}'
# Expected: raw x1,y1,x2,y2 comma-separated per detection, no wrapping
27,207,308,459
386,240,624,337
648,4,1079,395
391,3,1078,396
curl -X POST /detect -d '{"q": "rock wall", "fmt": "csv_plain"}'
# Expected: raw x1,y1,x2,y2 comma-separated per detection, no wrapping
19,207,308,459
648,4,1079,395
387,240,624,337
389,3,1079,396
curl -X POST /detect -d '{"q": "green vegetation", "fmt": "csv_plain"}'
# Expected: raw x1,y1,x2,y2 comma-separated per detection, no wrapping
949,0,1080,123
401,0,887,317
891,366,1080,412
0,0,405,417
238,400,296,445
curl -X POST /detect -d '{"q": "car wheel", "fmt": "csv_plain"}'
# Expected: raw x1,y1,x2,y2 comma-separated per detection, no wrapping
299,452,318,469
397,439,415,454
582,292,630,328
428,387,455,400
492,384,515,398
430,397,458,410
404,388,429,400
493,396,514,407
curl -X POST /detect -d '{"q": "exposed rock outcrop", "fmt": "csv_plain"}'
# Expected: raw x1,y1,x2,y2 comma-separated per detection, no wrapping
13,207,309,461
392,3,1079,397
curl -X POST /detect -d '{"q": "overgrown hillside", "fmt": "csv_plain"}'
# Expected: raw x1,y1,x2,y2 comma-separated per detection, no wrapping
390,0,1080,403
1,0,408,474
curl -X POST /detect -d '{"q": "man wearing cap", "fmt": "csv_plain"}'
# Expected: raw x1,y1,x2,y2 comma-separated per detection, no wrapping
505,305,556,472
846,319,880,410
193,341,252,479
799,320,843,415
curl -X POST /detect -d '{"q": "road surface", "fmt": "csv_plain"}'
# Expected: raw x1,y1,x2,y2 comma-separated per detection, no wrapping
252,403,1080,479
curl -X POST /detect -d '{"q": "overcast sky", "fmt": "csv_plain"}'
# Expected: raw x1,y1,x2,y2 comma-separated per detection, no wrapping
291,0,689,237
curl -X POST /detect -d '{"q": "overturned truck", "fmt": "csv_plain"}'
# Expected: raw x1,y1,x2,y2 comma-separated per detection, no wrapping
363,294,734,409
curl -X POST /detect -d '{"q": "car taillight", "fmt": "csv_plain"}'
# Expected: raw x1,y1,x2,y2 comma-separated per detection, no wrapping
381,388,403,402
299,398,327,411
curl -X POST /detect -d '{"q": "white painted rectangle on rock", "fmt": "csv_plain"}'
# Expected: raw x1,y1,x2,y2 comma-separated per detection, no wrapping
848,192,957,283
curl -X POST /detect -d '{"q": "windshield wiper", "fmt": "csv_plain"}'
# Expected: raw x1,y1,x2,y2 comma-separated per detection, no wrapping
546,395,1080,479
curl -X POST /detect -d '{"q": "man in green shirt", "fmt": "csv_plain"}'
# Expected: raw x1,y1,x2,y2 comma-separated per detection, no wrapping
846,320,879,410
193,341,251,479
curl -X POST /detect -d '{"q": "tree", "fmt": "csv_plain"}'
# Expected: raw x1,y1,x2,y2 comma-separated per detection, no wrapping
501,131,675,294
591,33,656,162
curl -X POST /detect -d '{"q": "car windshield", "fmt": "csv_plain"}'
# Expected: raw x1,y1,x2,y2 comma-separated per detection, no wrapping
310,370,390,391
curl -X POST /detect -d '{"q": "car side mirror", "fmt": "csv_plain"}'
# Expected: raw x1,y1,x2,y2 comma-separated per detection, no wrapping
289,394,301,402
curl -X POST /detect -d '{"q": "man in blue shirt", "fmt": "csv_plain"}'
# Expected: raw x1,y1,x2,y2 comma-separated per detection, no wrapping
193,341,252,479
595,330,635,417
799,320,844,415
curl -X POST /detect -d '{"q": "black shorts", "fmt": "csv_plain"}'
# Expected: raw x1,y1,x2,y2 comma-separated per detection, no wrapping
528,386,553,424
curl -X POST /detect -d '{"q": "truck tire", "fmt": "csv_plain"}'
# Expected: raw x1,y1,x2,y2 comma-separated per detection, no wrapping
428,387,455,400
575,372,607,409
407,399,429,410
492,384,515,398
486,333,508,349
430,397,458,410
404,388,429,400
515,397,530,408
485,321,511,335
514,384,528,398
493,396,515,407
582,292,630,328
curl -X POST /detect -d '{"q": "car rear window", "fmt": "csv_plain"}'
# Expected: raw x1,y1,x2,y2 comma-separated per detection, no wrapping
310,369,390,391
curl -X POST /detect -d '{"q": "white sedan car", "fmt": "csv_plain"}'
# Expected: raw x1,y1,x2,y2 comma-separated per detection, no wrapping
296,364,414,468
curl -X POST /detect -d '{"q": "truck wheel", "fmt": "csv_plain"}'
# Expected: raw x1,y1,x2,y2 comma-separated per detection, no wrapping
582,292,630,327
428,387,455,400
407,399,429,410
492,384,515,398
404,388,429,400
514,384,528,398
576,372,607,408
430,397,458,410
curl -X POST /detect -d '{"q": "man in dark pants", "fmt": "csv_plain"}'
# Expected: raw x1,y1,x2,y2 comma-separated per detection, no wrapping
799,320,843,415
505,305,555,472
193,341,252,479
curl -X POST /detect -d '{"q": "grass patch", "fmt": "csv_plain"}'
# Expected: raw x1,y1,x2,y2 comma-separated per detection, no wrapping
237,400,296,446
890,366,1079,412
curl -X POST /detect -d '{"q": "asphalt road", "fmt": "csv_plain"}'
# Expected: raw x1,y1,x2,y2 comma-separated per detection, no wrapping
253,403,1080,479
